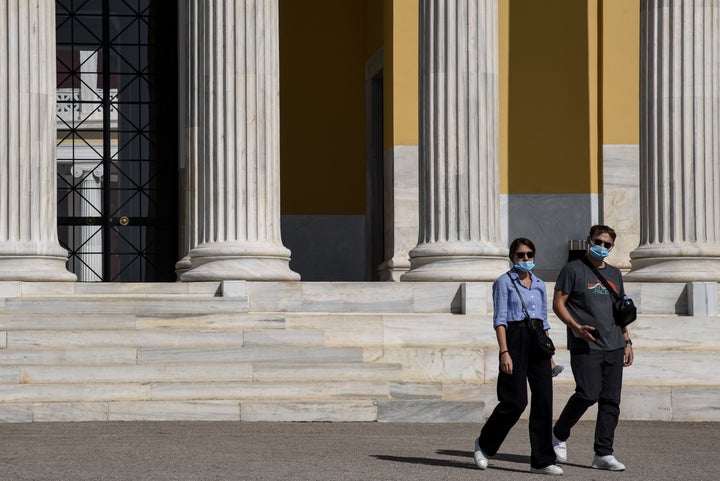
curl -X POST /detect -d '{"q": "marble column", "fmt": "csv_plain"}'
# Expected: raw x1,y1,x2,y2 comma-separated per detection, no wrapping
180,0,299,281
402,0,507,281
627,0,720,282
0,0,76,281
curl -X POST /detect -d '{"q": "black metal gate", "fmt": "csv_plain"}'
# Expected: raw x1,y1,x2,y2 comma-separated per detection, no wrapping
55,0,177,282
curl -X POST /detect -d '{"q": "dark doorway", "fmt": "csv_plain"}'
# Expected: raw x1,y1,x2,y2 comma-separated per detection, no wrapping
55,0,178,282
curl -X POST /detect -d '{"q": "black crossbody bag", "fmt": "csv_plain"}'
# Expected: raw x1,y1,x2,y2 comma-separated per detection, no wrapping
507,273,555,357
581,258,637,327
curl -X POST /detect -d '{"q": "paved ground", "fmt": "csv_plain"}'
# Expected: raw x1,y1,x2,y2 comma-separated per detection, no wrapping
0,420,716,480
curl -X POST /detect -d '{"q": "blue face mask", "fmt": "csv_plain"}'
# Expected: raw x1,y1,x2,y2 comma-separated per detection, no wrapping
514,261,535,272
588,244,610,260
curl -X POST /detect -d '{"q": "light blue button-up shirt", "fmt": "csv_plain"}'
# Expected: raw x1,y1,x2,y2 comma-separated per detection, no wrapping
492,269,549,330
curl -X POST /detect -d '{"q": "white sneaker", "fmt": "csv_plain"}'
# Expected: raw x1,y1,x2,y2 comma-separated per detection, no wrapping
592,454,626,471
552,433,567,463
473,438,488,470
530,464,564,476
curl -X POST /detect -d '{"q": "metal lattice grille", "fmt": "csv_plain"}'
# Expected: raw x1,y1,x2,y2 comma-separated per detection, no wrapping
56,0,177,282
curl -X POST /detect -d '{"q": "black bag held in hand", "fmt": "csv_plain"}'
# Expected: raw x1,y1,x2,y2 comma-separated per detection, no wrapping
507,273,556,357
582,258,637,327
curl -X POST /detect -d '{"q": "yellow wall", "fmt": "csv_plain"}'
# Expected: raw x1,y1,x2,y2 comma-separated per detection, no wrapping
279,0,368,215
503,0,595,195
601,0,639,145
385,0,418,149
278,0,639,214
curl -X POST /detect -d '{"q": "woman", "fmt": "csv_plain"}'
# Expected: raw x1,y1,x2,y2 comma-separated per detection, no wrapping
473,238,563,475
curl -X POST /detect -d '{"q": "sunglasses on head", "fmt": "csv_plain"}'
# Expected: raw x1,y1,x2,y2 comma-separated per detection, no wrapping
514,251,535,259
592,239,613,249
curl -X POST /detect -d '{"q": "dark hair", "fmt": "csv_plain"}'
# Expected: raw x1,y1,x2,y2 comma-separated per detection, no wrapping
508,238,535,260
588,224,617,242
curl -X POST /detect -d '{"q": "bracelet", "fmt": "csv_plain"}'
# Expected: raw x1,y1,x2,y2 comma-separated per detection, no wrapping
625,339,633,346
499,350,509,357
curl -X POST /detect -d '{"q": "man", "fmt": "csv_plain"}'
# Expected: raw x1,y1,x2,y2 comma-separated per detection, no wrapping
551,225,634,471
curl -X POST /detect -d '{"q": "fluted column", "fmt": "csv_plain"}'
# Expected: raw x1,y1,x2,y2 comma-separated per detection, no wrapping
402,0,507,281
0,0,76,281
627,0,720,282
180,0,299,281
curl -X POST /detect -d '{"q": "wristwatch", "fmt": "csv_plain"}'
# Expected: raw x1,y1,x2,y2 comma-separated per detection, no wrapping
625,339,633,345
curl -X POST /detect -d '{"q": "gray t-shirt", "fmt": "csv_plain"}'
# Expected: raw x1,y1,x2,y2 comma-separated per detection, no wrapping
554,258,626,351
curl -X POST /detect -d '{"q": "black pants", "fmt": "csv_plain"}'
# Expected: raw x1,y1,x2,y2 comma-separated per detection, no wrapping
478,322,555,469
553,348,624,456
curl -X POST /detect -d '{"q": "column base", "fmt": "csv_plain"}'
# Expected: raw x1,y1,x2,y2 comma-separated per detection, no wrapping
174,256,192,280
378,258,410,282
626,257,720,282
401,243,509,281
180,242,300,281
0,255,77,282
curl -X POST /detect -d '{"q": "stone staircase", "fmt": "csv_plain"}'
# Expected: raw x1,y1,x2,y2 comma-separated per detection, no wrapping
0,281,718,423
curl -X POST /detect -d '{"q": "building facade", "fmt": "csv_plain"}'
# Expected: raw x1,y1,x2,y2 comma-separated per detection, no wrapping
1,0,719,285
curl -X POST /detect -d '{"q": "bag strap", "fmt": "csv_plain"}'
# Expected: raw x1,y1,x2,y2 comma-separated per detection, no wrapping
506,272,533,324
581,257,622,301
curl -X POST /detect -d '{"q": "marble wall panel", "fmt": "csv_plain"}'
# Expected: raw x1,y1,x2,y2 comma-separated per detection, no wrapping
221,280,247,298
379,145,419,281
0,383,150,403
623,351,720,385
0,366,17,383
461,282,493,315
33,402,109,422
388,382,443,400
376,400,484,423
378,348,484,382
283,314,383,347
619,386,672,421
108,401,240,422
382,315,492,347
635,283,688,314
300,283,415,313
671,386,720,421
252,363,401,382
0,282,22,298
0,404,33,423
246,282,302,311
629,315,720,349
603,145,640,272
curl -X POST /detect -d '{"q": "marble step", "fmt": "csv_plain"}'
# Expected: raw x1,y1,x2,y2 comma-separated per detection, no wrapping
0,380,397,403
0,399,486,423
1,382,719,422
3,328,326,349
0,313,286,331
0,281,222,298
0,362,402,384
0,346,365,365
4,330,244,349
2,297,249,314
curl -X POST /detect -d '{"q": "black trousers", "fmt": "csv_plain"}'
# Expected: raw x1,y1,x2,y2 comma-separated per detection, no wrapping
478,322,556,469
553,348,624,456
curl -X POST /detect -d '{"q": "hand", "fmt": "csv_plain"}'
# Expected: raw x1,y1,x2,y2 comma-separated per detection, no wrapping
574,324,598,342
624,344,634,366
500,351,513,375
